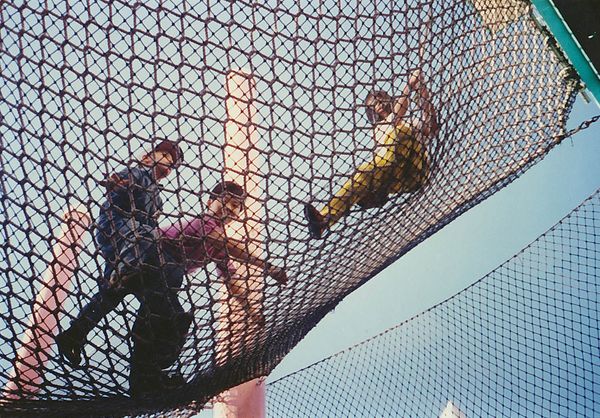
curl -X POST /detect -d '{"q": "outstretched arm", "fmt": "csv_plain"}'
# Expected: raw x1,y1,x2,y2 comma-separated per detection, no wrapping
204,231,288,285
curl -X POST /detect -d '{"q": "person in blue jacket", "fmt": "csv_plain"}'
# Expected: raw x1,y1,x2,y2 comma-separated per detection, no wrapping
55,140,185,381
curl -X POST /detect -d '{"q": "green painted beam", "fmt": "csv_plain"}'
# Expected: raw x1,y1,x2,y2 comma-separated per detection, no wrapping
531,0,600,106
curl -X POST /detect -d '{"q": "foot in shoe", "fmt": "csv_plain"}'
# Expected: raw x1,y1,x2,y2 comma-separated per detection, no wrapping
55,329,83,366
303,203,327,239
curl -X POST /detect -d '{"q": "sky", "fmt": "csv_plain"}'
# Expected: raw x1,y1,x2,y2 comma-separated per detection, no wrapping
197,89,599,417
265,94,600,380
1,1,599,415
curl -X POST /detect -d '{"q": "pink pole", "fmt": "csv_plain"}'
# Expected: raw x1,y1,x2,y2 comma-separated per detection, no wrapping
212,69,266,418
4,207,91,399
213,378,266,418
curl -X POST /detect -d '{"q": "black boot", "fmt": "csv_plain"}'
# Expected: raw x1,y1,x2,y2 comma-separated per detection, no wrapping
304,203,327,239
129,369,186,398
55,326,85,366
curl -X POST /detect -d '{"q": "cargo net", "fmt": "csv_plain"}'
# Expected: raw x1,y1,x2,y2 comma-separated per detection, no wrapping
0,0,594,415
268,188,600,418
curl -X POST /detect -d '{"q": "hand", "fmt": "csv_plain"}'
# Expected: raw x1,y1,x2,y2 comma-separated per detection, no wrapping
409,69,423,89
268,265,288,285
99,173,129,189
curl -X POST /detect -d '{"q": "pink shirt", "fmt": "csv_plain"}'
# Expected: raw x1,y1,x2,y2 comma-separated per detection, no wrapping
160,215,233,274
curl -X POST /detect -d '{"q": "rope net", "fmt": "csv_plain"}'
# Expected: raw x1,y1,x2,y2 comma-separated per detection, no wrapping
0,0,590,415
268,188,600,418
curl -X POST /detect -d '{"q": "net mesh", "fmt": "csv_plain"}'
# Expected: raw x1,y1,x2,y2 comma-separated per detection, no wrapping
0,0,593,415
268,188,600,418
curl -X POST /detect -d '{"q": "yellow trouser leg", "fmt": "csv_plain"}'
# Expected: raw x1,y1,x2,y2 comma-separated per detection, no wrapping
387,140,428,194
318,127,423,229
320,152,395,226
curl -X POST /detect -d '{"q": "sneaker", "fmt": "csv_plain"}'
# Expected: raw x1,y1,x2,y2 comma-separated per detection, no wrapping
55,329,83,366
303,204,326,239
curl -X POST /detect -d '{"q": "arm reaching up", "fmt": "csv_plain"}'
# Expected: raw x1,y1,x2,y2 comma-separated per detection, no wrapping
411,70,439,137
391,69,438,137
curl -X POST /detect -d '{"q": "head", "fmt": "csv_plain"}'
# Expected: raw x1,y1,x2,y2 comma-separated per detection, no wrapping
364,90,393,124
207,181,246,224
139,140,184,180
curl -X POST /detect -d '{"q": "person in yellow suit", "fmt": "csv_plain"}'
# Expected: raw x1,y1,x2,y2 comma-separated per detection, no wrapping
304,69,439,239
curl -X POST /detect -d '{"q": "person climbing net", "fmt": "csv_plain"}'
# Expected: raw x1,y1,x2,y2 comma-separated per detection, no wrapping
55,142,286,397
304,69,439,239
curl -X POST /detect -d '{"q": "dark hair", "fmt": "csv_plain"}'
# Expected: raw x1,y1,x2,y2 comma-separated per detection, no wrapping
152,140,184,168
209,181,245,201
364,90,393,124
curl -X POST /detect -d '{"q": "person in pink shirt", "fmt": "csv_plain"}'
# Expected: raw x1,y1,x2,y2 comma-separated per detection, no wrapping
129,180,286,396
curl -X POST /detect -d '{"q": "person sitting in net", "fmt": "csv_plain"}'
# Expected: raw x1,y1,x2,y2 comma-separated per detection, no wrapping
54,140,186,366
304,69,439,239
129,180,287,396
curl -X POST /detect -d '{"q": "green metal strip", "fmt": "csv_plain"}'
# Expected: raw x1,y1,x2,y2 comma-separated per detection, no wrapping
531,0,600,106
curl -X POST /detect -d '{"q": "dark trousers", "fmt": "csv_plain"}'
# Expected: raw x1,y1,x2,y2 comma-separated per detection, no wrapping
129,301,193,396
73,219,171,337
69,218,191,394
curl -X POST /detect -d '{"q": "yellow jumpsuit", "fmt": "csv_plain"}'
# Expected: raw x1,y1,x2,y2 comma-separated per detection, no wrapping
320,121,428,226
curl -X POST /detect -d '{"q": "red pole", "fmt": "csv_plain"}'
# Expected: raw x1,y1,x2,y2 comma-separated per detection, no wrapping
4,207,91,399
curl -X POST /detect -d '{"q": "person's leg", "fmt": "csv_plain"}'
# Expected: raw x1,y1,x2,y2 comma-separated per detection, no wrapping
56,287,127,366
55,224,127,366
320,159,381,224
129,306,191,396
129,265,191,396
387,136,429,195
304,150,395,238
56,222,158,366
129,304,162,397
146,288,190,369
321,122,418,223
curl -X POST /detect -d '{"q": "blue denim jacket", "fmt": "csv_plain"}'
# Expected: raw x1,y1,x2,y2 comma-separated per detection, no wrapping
95,166,162,278
97,166,162,230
